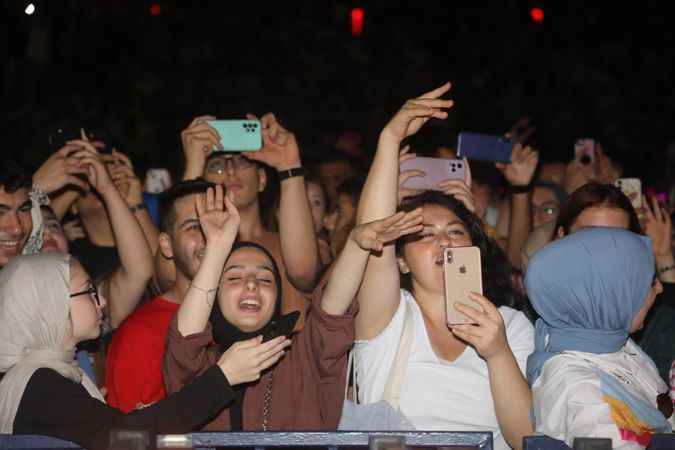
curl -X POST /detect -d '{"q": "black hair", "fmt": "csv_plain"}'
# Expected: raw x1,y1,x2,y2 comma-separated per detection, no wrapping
336,174,366,206
398,191,522,310
0,160,31,193
158,178,215,233
532,181,567,207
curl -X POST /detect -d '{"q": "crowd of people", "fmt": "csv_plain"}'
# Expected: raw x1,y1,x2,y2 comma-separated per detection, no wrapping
0,82,674,450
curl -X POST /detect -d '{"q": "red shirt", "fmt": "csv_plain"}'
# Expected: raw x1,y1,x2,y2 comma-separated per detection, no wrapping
105,296,180,413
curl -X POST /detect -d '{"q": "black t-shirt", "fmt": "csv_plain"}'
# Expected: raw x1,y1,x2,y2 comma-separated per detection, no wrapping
13,366,233,450
69,239,120,282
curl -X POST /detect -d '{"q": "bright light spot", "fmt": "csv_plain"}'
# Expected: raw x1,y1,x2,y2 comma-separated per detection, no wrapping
25,3,35,15
530,7,544,23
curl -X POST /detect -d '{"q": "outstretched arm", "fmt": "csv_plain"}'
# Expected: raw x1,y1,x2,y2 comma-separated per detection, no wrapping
355,83,454,340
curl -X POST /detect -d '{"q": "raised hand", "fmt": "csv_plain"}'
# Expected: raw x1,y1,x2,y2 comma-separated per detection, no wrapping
496,143,539,188
195,185,240,247
181,115,221,179
643,195,673,258
382,82,454,143
32,144,90,193
245,113,301,171
217,335,291,385
505,117,536,145
398,145,424,204
108,149,144,207
350,208,423,252
66,140,117,197
450,292,509,361
438,157,475,212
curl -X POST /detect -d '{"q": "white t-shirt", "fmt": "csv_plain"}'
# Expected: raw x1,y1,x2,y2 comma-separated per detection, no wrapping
353,289,534,450
532,340,675,449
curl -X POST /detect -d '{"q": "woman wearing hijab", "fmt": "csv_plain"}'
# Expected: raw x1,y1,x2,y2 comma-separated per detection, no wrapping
526,227,674,449
0,252,288,450
162,185,423,430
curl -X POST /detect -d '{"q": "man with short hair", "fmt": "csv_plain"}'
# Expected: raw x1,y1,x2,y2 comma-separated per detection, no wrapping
105,179,213,412
0,161,32,268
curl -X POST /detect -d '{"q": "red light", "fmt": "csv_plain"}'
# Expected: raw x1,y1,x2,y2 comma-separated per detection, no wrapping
530,7,544,23
351,7,364,37
150,3,161,16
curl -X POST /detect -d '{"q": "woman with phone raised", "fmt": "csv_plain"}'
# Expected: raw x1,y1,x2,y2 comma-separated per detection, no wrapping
351,83,534,450
163,185,423,430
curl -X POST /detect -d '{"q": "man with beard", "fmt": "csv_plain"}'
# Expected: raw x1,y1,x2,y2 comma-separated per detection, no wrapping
0,162,32,268
104,179,213,412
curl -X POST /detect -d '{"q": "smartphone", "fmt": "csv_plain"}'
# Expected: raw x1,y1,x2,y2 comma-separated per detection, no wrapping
206,120,262,152
261,311,300,342
574,138,595,165
615,178,642,210
444,247,483,326
457,132,512,163
144,168,172,194
399,157,465,191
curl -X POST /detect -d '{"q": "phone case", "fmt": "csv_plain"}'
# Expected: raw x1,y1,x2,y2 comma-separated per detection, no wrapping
261,311,300,342
399,157,465,191
457,132,512,163
444,247,483,325
206,120,262,152
574,138,596,164
615,178,642,209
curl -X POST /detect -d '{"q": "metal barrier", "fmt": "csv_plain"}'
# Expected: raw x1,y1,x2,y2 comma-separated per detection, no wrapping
0,431,493,450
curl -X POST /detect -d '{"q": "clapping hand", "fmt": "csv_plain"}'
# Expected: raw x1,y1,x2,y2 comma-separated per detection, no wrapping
350,209,424,252
195,185,240,248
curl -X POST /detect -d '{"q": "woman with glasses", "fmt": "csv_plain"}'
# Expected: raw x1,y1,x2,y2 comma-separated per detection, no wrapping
0,253,287,450
350,84,534,450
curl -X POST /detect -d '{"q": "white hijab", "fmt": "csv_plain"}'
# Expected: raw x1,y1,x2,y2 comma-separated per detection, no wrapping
0,253,104,433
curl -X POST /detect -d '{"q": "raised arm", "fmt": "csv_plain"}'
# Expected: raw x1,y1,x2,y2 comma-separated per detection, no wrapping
176,185,239,336
247,113,321,292
355,82,454,339
321,210,423,315
496,144,539,270
71,140,154,328
181,115,222,181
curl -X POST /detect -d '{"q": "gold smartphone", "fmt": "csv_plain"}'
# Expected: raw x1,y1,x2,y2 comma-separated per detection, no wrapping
443,246,483,325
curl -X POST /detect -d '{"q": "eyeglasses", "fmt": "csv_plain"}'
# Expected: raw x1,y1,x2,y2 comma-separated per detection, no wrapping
532,203,560,217
205,155,255,174
70,282,101,307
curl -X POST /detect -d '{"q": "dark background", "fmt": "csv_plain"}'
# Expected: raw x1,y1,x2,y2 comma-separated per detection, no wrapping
1,0,674,189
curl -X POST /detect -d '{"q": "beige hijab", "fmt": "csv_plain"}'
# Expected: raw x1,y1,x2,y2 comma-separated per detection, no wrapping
0,253,104,433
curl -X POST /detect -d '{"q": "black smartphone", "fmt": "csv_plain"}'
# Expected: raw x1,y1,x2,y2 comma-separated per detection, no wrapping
261,311,300,342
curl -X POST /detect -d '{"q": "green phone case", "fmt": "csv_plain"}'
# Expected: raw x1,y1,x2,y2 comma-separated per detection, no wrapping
207,120,262,152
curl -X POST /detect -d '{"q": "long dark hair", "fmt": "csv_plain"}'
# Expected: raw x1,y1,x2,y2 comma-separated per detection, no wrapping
398,191,522,310
555,182,642,235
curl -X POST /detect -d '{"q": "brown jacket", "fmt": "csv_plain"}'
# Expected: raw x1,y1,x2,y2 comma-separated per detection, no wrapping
162,285,356,431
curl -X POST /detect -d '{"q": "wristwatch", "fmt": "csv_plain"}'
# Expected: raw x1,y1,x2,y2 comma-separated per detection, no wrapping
278,167,308,182
129,203,147,213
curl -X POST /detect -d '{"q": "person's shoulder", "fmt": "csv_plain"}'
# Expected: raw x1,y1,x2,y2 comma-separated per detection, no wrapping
540,353,598,386
26,368,81,393
113,296,177,335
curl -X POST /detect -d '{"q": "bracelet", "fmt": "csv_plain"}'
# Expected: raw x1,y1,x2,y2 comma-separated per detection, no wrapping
657,264,675,276
509,184,532,194
129,203,147,213
277,167,308,182
189,283,218,307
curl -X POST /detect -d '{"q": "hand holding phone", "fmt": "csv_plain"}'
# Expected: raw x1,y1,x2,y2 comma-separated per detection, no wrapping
206,120,262,152
457,132,513,163
399,157,466,191
574,138,595,165
261,311,300,342
615,178,642,210
444,247,483,325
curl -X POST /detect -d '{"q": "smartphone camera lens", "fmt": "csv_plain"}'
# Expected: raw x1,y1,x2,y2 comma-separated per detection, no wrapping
445,250,453,264
580,154,592,165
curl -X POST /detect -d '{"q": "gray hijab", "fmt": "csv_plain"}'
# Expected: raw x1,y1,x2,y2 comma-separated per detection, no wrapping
0,253,104,433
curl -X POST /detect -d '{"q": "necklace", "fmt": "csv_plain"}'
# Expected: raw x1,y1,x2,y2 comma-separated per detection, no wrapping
261,372,274,431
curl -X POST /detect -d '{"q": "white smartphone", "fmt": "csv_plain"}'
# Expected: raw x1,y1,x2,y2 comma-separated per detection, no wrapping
615,178,642,210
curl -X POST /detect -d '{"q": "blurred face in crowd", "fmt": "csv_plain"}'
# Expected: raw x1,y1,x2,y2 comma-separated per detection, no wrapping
471,182,493,220
203,154,266,209
0,186,32,266
538,162,566,185
318,160,354,205
400,204,472,295
630,278,663,333
564,205,630,236
324,192,356,256
41,207,69,254
159,194,205,281
68,259,106,344
218,246,278,333
531,186,561,229
306,181,327,235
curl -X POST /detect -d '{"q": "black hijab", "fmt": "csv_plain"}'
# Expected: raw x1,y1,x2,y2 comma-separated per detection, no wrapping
208,241,283,430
